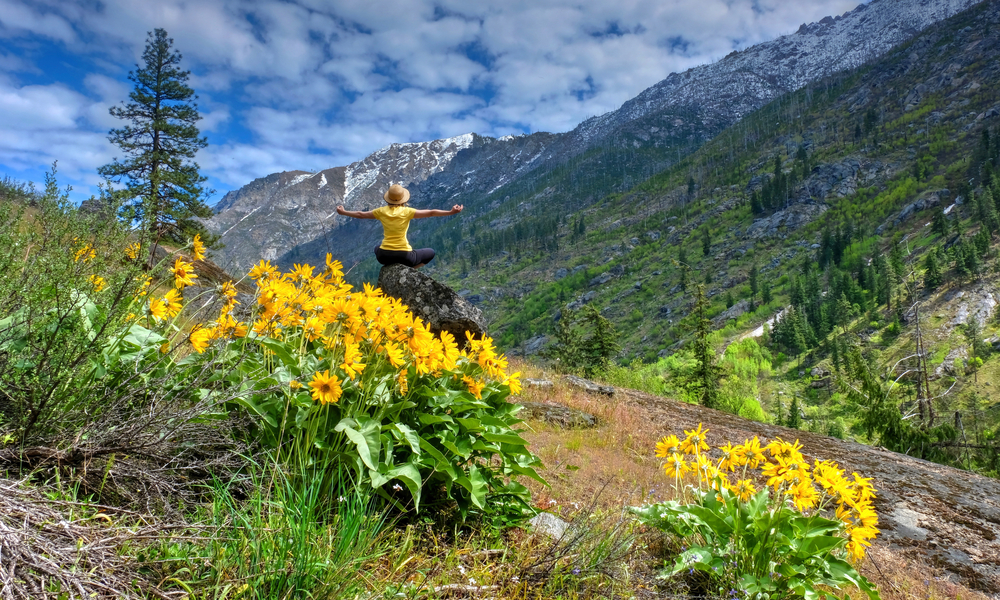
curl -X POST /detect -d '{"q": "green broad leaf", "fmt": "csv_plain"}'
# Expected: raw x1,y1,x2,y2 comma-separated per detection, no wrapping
482,431,528,445
390,423,422,454
257,337,299,368
440,436,470,459
294,405,312,429
794,534,846,558
232,397,279,428
455,417,482,431
449,400,491,413
417,412,454,425
682,504,735,536
417,438,459,478
335,418,381,471
384,463,423,510
467,465,486,509
824,557,880,600
123,324,166,350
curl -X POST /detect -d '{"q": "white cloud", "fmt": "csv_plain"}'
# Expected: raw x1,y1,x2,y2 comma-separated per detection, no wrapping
0,0,866,195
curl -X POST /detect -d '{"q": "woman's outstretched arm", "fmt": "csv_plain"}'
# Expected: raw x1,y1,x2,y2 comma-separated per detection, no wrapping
413,204,464,219
336,205,375,219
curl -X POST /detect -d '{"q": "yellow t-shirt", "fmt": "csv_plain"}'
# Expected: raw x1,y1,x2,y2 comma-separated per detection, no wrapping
372,205,417,251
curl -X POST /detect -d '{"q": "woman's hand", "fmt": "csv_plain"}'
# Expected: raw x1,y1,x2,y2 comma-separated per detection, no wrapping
451,204,464,214
336,205,346,215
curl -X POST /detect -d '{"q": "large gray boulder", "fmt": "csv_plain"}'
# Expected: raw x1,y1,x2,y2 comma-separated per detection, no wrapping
376,264,488,343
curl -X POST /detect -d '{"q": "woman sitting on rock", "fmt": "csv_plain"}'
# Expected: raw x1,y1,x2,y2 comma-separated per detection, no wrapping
336,183,463,269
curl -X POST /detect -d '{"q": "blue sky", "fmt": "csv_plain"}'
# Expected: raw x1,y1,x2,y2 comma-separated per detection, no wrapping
0,0,861,204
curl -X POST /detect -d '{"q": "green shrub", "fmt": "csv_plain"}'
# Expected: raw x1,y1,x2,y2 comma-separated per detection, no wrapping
634,428,880,600
182,258,545,521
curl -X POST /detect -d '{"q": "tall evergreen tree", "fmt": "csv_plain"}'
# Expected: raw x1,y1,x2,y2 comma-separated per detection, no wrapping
749,262,759,306
689,285,721,409
99,29,215,247
923,247,943,291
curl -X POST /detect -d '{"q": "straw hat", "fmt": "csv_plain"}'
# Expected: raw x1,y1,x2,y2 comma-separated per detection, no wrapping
383,184,410,205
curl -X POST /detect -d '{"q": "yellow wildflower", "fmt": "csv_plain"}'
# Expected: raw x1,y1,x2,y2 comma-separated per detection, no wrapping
191,234,206,261
163,289,183,318
789,478,819,512
324,253,344,279
439,330,460,370
302,316,325,342
766,438,805,463
761,457,801,490
173,257,197,289
732,479,757,502
383,341,406,369
248,259,277,282
124,242,141,260
340,339,366,380
679,423,710,455
148,296,168,320
717,442,740,471
655,435,681,458
88,274,106,292
736,437,766,469
309,370,343,405
289,263,314,282
189,327,213,353
136,276,152,297
74,243,95,262
397,370,409,395
663,453,690,478
504,371,522,395
462,375,485,400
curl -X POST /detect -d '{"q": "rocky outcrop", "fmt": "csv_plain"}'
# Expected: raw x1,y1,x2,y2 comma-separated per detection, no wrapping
745,202,828,239
376,264,487,343
519,401,598,429
564,375,615,397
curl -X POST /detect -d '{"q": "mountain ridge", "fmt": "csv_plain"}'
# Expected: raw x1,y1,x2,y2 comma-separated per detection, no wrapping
206,0,983,274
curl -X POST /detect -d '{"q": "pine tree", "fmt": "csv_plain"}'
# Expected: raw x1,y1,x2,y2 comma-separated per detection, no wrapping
701,227,712,257
749,262,759,306
924,247,943,290
689,285,721,409
932,206,948,237
787,396,802,429
99,29,215,247
761,279,773,305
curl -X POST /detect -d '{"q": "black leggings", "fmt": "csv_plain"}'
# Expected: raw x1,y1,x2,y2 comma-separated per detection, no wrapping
374,246,435,268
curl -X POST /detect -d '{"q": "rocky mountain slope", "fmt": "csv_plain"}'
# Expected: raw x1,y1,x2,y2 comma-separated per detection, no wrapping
206,133,478,273
206,0,982,275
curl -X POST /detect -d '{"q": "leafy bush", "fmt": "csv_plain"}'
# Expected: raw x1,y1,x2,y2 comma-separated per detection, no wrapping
183,257,545,520
633,425,880,600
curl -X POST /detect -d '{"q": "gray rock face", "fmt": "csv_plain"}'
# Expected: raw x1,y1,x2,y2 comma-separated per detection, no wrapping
745,202,829,239
564,375,614,396
376,264,487,343
715,299,750,324
519,401,599,429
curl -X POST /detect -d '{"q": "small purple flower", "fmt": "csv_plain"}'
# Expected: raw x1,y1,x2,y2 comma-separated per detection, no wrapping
572,568,581,575
689,568,695,575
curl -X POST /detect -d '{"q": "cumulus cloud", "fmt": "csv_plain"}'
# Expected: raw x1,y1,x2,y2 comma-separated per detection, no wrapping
1,0,864,195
